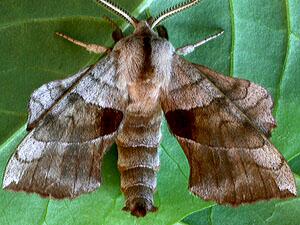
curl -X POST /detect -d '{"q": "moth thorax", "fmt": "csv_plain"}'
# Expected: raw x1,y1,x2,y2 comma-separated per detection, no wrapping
114,32,174,87
127,81,161,114
150,38,174,89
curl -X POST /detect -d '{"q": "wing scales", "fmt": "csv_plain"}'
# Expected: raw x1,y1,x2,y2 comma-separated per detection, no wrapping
4,54,127,198
161,56,296,205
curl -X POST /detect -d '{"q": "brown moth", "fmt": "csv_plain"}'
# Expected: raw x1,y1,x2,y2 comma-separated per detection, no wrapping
3,0,297,217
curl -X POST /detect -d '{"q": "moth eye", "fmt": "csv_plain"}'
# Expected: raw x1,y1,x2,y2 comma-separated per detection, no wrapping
112,29,124,42
156,26,169,40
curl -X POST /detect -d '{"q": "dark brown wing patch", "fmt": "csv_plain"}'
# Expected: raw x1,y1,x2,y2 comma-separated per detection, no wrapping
161,56,296,205
3,54,126,199
34,93,123,142
165,97,264,149
3,93,123,198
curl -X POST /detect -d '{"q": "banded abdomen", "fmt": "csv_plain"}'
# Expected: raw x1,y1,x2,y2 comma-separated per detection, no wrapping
116,106,162,217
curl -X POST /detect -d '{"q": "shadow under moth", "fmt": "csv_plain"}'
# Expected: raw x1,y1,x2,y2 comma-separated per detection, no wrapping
3,0,297,217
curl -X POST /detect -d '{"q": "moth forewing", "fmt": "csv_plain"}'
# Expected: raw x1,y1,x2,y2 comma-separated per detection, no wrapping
162,55,296,204
3,0,296,218
3,54,126,199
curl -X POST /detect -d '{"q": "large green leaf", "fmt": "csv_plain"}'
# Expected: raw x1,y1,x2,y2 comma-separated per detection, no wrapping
182,182,300,225
0,1,211,224
0,0,299,225
171,0,299,224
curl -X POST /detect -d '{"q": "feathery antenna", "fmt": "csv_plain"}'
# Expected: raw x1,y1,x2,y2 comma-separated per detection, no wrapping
96,0,138,28
151,0,200,28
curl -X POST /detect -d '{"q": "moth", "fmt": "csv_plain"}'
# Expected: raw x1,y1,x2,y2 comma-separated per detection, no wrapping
3,0,296,217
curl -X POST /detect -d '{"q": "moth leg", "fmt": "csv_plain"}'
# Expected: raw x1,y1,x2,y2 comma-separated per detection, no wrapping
176,30,224,56
102,16,124,42
56,32,109,54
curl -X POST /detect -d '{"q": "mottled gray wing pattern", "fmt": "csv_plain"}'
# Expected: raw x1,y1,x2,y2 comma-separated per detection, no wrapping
3,54,127,199
161,55,296,205
27,67,90,130
194,64,276,137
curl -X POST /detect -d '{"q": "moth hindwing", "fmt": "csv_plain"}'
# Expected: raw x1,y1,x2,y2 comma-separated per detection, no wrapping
3,0,296,218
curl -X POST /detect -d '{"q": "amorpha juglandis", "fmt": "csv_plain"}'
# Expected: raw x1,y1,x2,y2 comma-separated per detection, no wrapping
3,0,296,217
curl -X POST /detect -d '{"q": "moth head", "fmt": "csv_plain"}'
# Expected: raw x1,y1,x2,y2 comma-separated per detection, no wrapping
97,0,200,30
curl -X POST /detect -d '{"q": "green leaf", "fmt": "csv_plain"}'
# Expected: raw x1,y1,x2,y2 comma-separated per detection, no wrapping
174,0,300,224
0,0,299,225
182,175,300,225
0,0,153,144
183,182,300,225
0,1,211,224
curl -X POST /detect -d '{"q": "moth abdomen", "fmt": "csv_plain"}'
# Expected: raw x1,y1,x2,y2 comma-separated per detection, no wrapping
116,111,161,217
117,146,159,171
117,144,159,217
122,185,157,217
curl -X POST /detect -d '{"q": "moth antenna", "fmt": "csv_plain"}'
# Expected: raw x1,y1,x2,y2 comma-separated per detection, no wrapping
96,0,138,28
151,0,200,28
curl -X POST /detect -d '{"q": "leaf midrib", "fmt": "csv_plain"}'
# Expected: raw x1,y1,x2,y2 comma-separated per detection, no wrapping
0,16,103,31
228,0,235,77
273,0,291,118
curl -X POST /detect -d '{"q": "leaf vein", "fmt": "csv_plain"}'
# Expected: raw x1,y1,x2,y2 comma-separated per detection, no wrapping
0,16,102,31
273,0,291,118
228,0,235,77
160,144,188,180
0,110,27,117
38,200,50,225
